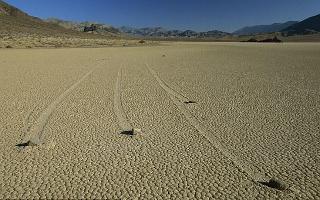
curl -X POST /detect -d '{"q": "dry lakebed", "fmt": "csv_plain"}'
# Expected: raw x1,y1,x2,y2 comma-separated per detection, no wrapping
0,42,319,199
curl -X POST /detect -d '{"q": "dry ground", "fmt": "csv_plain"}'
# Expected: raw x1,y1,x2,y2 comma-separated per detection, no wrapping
0,42,319,199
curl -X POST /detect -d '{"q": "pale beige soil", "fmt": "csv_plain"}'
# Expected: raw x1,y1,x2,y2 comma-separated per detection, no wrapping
0,42,319,199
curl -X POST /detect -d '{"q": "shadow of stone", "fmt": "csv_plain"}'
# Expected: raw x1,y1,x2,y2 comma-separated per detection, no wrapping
184,101,197,104
16,140,37,147
120,129,135,136
259,178,287,191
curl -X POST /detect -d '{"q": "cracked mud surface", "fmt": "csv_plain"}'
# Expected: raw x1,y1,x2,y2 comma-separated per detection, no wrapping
0,43,319,199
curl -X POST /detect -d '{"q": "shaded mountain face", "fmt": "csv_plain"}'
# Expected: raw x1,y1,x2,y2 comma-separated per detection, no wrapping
118,26,231,38
233,21,298,35
281,14,320,36
46,18,121,35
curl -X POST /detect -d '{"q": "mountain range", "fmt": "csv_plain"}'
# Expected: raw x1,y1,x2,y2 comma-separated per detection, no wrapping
282,14,320,36
1,0,320,41
118,26,231,38
56,13,319,38
233,21,298,35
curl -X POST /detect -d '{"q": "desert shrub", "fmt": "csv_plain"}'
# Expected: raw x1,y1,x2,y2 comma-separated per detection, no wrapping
5,45,12,48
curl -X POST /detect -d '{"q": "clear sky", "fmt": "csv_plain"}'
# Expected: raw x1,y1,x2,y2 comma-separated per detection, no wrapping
4,0,320,32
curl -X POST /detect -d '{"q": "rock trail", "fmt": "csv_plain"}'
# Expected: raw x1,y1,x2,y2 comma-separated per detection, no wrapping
146,63,286,189
113,67,136,135
18,69,94,147
146,64,193,103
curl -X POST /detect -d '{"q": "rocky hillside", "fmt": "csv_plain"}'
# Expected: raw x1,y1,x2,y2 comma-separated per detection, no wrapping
0,0,33,18
0,0,119,38
0,0,152,48
46,18,121,35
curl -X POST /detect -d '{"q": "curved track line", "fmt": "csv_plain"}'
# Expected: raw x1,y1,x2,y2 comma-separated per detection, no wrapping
146,64,191,103
146,63,271,184
19,104,39,144
113,68,134,134
22,70,94,145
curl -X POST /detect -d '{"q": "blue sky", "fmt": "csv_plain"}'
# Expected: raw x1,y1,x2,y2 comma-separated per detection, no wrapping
4,0,320,32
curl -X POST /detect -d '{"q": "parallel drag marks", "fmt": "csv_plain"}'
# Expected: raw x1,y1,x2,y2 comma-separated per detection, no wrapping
146,63,292,191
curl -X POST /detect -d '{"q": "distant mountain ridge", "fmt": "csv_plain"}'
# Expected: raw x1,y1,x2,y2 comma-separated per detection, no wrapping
118,26,231,38
233,21,298,35
39,18,231,39
281,14,320,36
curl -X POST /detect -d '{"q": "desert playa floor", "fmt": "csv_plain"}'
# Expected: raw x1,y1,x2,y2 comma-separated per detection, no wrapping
0,42,319,199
